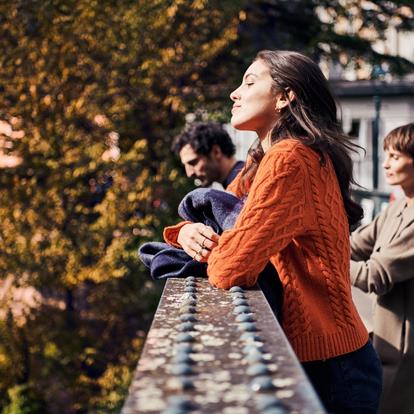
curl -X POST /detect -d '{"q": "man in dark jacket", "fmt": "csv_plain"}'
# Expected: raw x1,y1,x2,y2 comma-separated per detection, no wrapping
172,122,244,189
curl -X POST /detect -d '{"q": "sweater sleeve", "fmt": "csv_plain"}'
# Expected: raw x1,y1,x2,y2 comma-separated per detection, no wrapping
163,221,192,247
350,222,414,295
207,148,307,290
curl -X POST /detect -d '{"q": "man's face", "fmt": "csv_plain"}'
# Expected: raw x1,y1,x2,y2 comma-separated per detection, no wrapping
179,144,220,187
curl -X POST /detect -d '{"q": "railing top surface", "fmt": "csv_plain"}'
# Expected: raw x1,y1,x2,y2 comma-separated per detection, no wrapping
122,277,325,414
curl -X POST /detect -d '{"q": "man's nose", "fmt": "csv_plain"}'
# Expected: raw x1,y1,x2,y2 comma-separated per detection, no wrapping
185,165,195,177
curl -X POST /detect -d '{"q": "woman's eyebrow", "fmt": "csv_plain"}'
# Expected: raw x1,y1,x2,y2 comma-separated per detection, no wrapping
243,73,258,81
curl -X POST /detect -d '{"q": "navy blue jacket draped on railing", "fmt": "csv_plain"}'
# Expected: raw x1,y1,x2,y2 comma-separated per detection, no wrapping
139,188,243,280
138,187,282,319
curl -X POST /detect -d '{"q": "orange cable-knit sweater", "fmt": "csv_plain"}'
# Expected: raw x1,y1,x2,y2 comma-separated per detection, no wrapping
164,139,368,362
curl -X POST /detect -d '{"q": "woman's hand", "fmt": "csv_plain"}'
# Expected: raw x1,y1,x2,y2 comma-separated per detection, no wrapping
178,223,220,262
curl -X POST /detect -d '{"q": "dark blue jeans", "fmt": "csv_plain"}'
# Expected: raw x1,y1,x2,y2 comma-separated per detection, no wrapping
302,341,382,414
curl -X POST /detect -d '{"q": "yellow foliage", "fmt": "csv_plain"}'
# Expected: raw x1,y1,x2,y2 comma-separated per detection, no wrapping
169,168,179,181
43,95,52,106
44,342,59,358
161,47,176,64
127,192,136,202
0,352,8,367
192,0,207,10
0,0,243,409
167,4,178,18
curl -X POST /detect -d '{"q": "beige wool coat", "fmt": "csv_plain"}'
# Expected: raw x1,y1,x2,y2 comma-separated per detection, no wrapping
350,198,414,414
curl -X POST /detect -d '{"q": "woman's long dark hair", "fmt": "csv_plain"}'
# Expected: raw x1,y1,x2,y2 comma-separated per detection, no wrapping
238,50,363,228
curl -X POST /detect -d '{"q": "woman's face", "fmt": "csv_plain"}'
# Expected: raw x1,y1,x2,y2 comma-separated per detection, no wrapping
230,59,278,139
383,146,414,191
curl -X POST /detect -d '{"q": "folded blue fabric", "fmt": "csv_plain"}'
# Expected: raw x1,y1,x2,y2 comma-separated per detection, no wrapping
138,241,207,280
178,188,243,233
138,188,242,280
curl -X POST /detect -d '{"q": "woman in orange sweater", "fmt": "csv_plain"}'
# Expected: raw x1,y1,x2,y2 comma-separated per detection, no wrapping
164,50,382,413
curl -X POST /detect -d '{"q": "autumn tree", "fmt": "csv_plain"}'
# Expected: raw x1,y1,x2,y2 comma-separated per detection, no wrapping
0,1,242,412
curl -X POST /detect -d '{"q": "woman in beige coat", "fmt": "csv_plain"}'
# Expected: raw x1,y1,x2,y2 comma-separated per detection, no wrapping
350,122,414,414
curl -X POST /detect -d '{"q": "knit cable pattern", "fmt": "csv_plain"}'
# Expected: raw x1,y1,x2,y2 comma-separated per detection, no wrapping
299,146,356,328
207,139,367,361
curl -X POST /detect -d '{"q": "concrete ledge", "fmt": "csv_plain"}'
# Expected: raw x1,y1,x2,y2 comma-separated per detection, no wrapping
122,277,325,413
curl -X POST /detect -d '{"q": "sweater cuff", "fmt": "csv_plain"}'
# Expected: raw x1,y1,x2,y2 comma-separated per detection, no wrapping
163,221,192,248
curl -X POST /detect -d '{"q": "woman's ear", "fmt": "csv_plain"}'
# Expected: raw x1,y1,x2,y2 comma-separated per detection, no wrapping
275,89,296,111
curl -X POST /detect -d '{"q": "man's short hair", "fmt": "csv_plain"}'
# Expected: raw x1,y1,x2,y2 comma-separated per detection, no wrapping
172,122,236,157
383,123,414,158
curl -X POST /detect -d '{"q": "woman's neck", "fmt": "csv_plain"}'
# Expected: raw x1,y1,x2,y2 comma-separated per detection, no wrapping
259,131,273,153
402,186,414,205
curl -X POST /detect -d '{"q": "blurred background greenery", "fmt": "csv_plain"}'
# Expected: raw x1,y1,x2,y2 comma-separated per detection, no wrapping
0,1,413,412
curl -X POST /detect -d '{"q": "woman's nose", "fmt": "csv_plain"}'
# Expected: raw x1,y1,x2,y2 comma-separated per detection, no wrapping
230,87,240,102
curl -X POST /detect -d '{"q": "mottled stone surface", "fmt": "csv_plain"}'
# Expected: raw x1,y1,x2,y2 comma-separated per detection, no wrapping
121,278,325,414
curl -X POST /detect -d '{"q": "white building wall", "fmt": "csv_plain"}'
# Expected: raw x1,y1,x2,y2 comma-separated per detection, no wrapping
225,125,257,161
374,27,414,72
339,96,414,192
